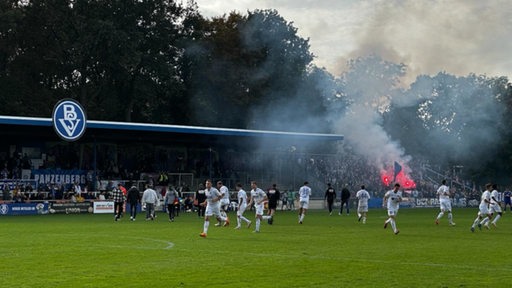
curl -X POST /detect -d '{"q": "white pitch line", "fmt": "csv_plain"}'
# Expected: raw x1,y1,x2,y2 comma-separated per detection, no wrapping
129,237,175,250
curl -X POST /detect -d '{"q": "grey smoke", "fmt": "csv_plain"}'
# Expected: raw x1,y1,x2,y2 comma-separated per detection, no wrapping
191,7,509,189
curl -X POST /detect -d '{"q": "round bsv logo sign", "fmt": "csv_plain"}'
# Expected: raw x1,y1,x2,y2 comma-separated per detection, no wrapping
52,99,87,141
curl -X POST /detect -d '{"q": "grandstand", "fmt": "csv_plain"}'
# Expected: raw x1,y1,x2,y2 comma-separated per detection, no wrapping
0,115,344,200
2,113,483,212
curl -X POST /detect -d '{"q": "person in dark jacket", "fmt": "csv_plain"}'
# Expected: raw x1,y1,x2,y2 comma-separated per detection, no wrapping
195,183,206,218
126,185,141,221
339,185,351,215
324,183,336,215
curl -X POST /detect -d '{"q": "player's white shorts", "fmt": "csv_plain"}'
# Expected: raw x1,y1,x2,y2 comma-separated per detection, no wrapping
387,209,398,217
439,199,452,212
237,203,247,216
220,199,230,208
357,205,368,213
205,203,221,217
299,200,309,209
478,203,490,216
490,203,502,214
254,203,264,215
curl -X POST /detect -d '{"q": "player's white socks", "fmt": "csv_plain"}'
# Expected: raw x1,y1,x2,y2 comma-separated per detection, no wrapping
299,213,305,222
237,215,250,226
472,217,480,227
390,219,396,232
221,211,227,218
203,220,209,234
437,211,444,219
479,217,490,226
262,215,271,220
492,214,501,224
255,218,261,231
240,215,250,224
362,217,366,224
448,213,453,223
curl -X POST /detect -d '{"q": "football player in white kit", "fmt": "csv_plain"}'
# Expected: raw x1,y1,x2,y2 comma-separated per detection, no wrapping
435,179,456,226
199,179,230,238
383,183,402,235
247,181,270,233
471,183,492,232
489,183,503,227
234,183,251,229
215,181,231,227
355,185,370,224
298,181,311,224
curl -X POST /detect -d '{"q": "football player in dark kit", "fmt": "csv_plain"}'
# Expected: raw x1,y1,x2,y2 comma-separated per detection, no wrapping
266,184,280,224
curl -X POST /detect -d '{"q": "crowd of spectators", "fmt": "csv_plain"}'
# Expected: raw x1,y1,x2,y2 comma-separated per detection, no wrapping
1,152,32,180
1,144,484,203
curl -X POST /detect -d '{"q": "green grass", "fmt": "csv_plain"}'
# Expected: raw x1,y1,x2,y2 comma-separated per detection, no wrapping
1,207,511,287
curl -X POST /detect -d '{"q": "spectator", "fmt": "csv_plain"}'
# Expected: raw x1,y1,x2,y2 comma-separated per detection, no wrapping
73,182,82,197
266,184,280,224
339,184,351,215
184,196,194,212
281,191,289,211
112,185,125,221
126,185,141,221
195,183,206,218
84,190,96,200
164,187,179,222
13,190,26,203
324,183,336,215
142,184,158,221
503,188,512,212
1,183,10,200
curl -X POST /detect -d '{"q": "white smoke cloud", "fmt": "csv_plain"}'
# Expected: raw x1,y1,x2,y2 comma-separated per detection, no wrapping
334,104,411,173
346,0,512,84
194,0,512,83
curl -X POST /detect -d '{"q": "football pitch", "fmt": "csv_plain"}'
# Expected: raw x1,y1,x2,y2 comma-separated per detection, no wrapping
1,207,511,287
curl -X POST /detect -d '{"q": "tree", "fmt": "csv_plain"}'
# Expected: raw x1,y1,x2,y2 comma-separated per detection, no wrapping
475,77,512,182
390,72,510,183
64,0,192,122
0,0,194,122
181,11,251,127
181,9,316,130
0,0,69,116
241,9,315,131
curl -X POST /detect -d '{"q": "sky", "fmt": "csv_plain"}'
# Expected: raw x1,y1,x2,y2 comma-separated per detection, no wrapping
193,0,512,84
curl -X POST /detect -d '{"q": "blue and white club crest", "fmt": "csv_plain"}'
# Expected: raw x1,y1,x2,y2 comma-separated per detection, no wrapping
52,99,87,141
0,204,9,215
